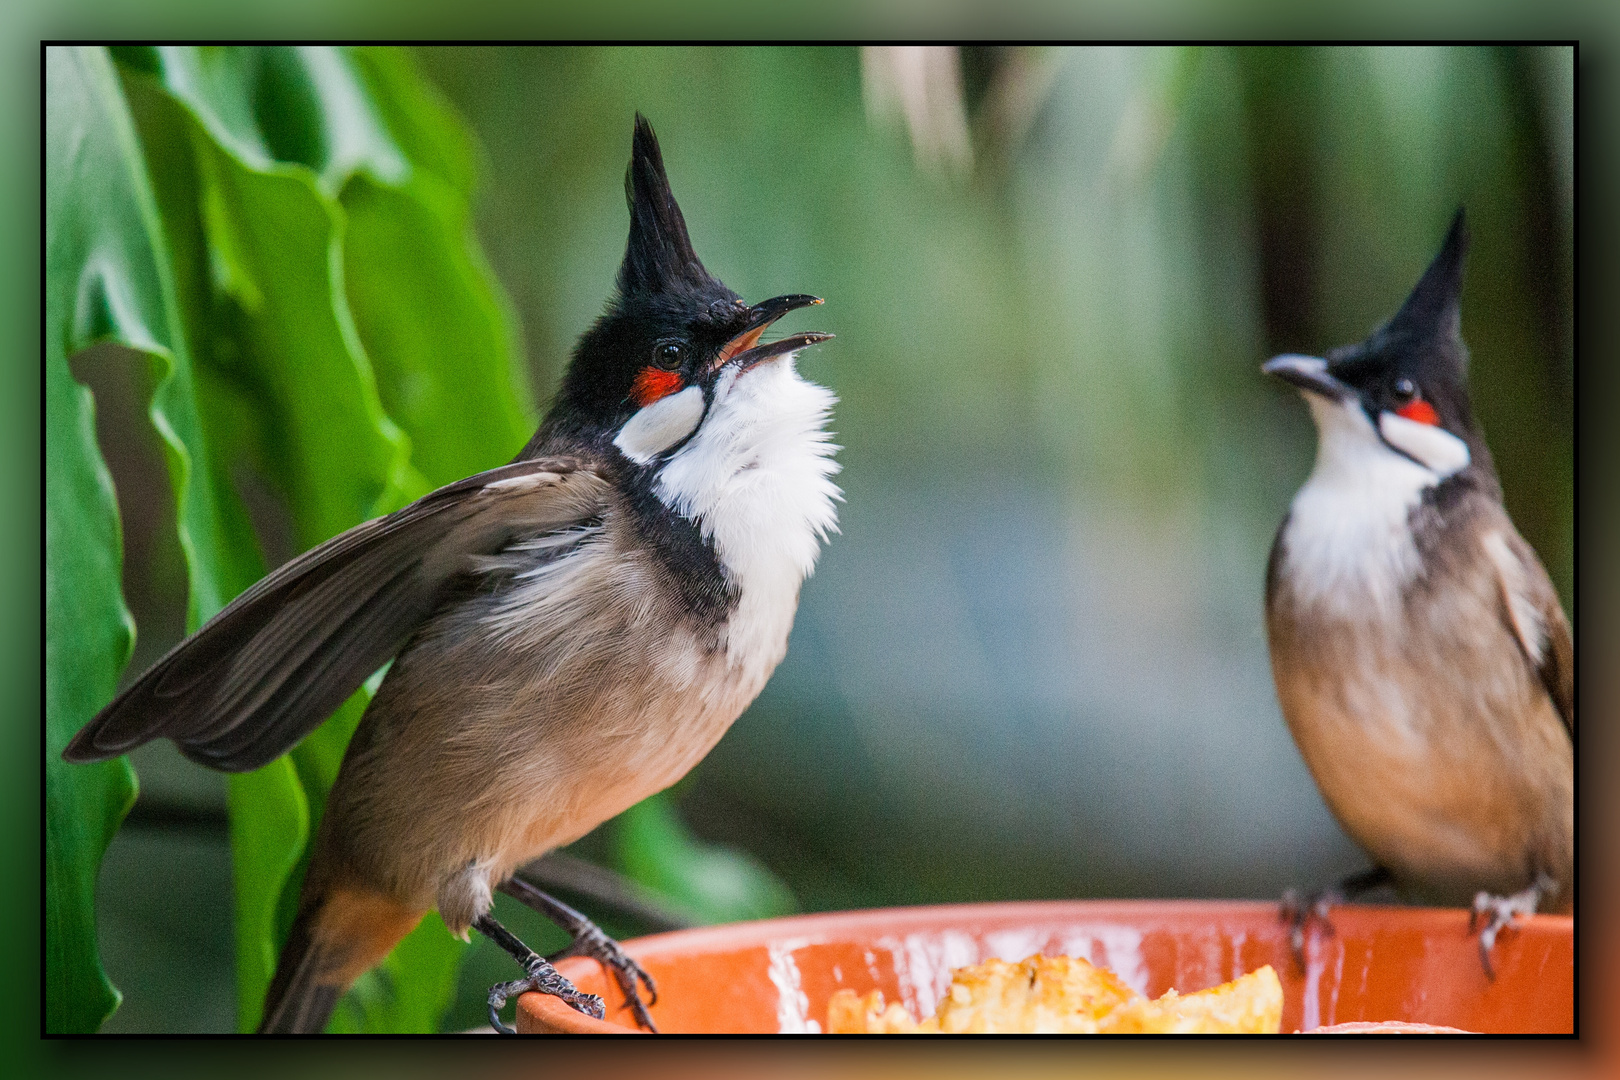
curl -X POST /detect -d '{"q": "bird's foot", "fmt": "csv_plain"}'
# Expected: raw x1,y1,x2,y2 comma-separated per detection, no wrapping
550,921,659,1032
1280,886,1341,970
487,957,606,1034
474,911,605,1034
500,875,660,1032
1469,874,1551,980
1280,866,1393,970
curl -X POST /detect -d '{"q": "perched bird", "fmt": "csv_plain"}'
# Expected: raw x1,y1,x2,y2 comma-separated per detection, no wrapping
1262,211,1572,975
65,115,841,1033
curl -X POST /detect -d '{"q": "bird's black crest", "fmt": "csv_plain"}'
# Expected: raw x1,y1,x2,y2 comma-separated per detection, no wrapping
532,114,747,446
618,114,720,298
1319,207,1487,463
1383,207,1468,365
1329,208,1472,394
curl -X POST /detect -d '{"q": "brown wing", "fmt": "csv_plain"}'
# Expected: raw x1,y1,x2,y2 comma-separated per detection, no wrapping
64,458,610,773
1483,527,1573,737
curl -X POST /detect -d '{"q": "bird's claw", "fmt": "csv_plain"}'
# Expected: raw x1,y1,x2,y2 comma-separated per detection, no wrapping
1280,887,1340,970
551,922,659,1032
1469,878,1545,981
487,961,606,1035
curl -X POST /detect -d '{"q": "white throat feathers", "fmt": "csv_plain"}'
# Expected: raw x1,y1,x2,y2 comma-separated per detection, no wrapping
1281,391,1470,623
653,354,841,671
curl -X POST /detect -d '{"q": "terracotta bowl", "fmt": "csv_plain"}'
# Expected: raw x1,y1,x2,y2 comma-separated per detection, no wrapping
514,900,1573,1035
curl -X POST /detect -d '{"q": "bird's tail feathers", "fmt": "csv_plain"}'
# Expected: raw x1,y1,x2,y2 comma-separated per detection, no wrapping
258,885,423,1034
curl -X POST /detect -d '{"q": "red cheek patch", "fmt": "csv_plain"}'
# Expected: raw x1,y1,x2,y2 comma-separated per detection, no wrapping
631,367,684,407
1396,399,1441,426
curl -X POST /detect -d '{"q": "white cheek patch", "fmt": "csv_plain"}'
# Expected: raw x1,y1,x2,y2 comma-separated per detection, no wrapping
1378,411,1470,478
613,385,705,465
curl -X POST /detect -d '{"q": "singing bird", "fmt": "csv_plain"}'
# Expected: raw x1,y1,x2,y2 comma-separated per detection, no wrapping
66,116,841,1032
1262,211,1572,974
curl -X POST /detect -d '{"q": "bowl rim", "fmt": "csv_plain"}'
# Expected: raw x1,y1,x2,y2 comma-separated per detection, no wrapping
516,897,1574,1035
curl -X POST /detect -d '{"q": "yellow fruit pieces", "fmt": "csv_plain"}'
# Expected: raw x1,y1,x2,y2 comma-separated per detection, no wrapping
825,954,1282,1035
826,988,930,1034
1098,965,1283,1034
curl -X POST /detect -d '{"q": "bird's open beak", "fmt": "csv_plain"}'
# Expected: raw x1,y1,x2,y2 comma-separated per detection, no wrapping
1262,354,1352,401
716,294,832,373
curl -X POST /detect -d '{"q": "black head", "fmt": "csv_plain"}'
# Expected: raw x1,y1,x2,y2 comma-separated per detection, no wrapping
1263,210,1490,474
542,115,830,456
1322,209,1474,435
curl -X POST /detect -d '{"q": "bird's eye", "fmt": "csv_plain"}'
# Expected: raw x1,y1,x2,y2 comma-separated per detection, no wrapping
1393,376,1418,402
653,341,686,370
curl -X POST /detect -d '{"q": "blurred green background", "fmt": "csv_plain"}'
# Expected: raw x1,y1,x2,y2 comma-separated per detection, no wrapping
54,45,1571,1032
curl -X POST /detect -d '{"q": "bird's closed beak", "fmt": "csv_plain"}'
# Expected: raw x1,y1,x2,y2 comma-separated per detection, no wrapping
1262,354,1352,401
716,294,832,373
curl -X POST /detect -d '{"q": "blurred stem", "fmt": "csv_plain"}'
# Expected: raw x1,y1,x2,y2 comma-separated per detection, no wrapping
1236,45,1323,358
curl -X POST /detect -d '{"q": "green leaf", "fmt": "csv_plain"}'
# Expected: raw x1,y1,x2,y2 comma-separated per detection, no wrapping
226,759,307,1031
138,47,428,543
117,45,531,1031
226,685,367,1033
341,48,534,483
615,794,797,926
340,171,533,483
101,94,285,1038
347,47,478,204
45,45,173,1034
189,128,428,542
126,48,434,1031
